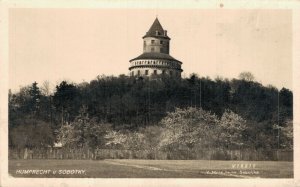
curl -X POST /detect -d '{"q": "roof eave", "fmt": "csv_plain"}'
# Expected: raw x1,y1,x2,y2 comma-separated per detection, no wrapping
142,35,171,40
129,56,182,64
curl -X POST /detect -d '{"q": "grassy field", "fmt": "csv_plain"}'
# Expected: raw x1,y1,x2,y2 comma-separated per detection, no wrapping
9,159,293,178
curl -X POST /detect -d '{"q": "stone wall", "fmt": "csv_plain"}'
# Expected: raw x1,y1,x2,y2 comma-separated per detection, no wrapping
143,37,170,54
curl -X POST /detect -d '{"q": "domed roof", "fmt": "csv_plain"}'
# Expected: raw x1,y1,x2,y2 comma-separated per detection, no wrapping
129,52,182,64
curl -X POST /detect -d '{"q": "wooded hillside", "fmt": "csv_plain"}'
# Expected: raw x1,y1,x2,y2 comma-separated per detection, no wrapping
9,73,293,152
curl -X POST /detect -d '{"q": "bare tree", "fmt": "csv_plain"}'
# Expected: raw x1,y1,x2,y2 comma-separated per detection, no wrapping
238,72,255,82
41,80,52,96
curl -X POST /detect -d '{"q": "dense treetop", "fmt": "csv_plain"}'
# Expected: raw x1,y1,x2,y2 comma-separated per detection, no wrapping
8,73,293,151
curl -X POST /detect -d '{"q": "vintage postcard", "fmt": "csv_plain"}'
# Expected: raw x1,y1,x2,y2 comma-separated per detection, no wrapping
0,0,300,186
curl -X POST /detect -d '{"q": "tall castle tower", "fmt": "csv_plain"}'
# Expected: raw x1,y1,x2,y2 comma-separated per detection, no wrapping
129,18,183,78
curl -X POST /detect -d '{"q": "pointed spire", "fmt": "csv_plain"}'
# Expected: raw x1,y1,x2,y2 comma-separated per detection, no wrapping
143,18,170,39
148,18,164,35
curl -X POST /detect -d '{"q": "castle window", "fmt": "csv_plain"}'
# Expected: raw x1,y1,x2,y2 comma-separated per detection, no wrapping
151,47,154,52
137,70,140,76
170,70,173,76
162,70,165,74
154,70,157,75
151,40,155,44
153,61,156,64
145,70,149,75
148,61,150,64
160,40,163,44
131,71,134,76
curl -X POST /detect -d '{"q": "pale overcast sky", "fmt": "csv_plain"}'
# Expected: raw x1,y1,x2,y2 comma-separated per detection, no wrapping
9,9,292,92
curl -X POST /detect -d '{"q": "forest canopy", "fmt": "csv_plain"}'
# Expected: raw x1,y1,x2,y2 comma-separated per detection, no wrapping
8,73,293,151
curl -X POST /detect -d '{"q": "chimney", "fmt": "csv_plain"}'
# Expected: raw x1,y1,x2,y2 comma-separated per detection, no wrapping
164,30,167,36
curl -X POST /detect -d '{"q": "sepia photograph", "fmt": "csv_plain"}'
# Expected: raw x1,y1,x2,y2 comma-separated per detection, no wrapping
1,0,300,186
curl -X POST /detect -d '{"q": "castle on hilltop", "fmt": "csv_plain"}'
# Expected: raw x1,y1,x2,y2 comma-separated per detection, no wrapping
129,18,183,78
